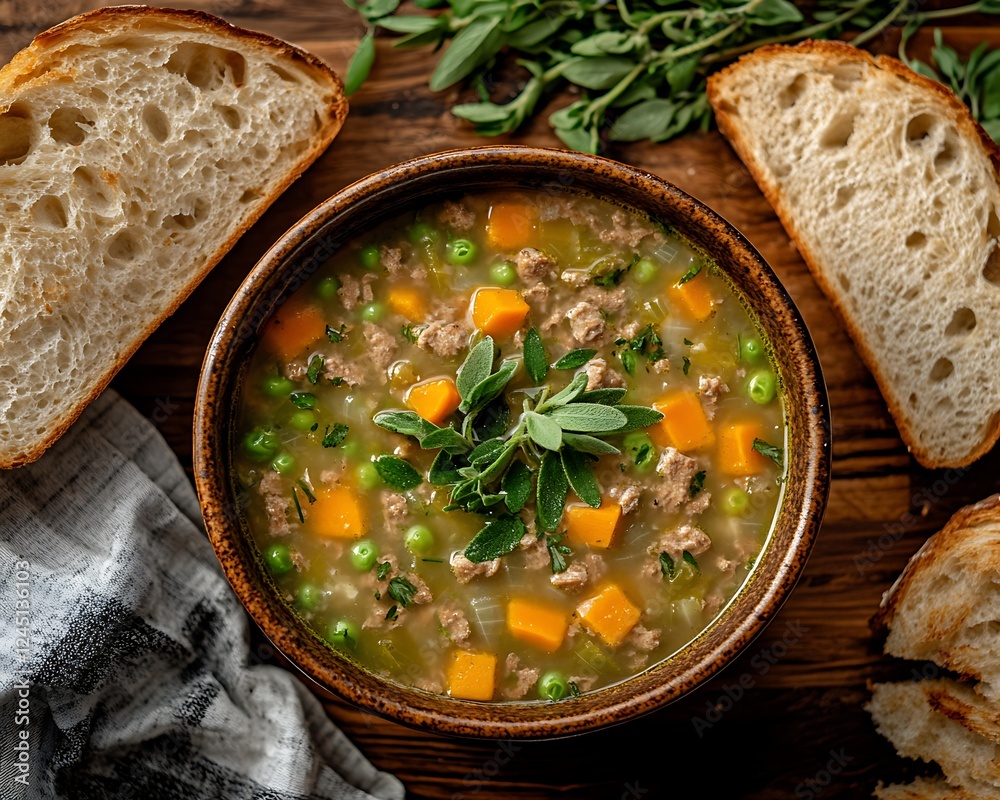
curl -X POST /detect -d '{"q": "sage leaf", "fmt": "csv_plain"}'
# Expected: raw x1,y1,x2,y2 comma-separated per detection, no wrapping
562,56,635,90
537,451,568,532
526,411,563,451
579,388,627,406
502,461,532,513
430,15,503,91
552,349,597,370
609,99,674,142
464,359,518,413
429,450,464,485
373,410,439,440
469,437,506,468
561,449,601,508
477,440,517,484
612,405,665,432
752,438,784,467
345,31,376,96
542,371,588,409
420,426,471,453
524,328,548,385
464,515,526,563
456,336,494,402
547,403,627,433
373,455,423,490
562,432,621,456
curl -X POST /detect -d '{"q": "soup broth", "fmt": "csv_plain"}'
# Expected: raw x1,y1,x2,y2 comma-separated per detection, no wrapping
234,190,786,702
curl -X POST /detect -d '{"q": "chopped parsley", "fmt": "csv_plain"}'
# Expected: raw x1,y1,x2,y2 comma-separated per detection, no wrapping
752,438,784,467
385,605,398,621
295,479,316,504
683,338,694,346
388,576,418,608
659,552,675,580
326,323,347,343
291,487,305,523
689,470,706,498
568,681,581,697
401,323,424,344
306,354,325,384
322,423,349,448
678,262,703,285
546,534,571,574
290,392,316,409
682,356,691,376
634,443,654,468
329,377,345,387
683,550,700,571
376,561,391,581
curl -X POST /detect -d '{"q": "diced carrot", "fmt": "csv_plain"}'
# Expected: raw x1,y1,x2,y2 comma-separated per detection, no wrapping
387,287,427,322
487,203,537,251
309,486,366,539
471,288,530,340
718,420,769,476
260,301,325,361
565,503,621,549
446,650,497,701
506,598,568,652
669,271,715,322
406,377,461,426
650,389,715,451
575,583,641,647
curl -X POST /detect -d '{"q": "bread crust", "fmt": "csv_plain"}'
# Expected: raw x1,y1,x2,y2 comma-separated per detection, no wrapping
0,6,348,469
872,494,1000,637
708,40,1000,469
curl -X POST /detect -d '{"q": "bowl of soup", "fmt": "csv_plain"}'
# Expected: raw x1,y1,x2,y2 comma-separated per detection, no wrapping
193,146,830,737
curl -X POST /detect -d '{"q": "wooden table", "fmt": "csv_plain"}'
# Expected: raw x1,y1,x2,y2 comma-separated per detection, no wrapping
7,3,1000,797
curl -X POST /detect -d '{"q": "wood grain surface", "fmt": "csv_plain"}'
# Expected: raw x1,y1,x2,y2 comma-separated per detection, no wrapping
7,3,1000,797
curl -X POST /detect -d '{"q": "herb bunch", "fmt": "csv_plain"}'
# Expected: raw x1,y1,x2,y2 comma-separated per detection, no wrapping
344,0,1000,152
372,332,663,562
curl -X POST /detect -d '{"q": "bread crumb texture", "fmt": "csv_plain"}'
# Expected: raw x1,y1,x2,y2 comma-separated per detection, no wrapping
0,8,344,466
709,42,1000,467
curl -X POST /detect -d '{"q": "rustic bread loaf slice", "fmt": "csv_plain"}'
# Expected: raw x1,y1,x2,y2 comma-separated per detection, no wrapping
868,679,1000,797
707,40,1000,468
0,6,347,468
875,776,985,800
874,496,1000,700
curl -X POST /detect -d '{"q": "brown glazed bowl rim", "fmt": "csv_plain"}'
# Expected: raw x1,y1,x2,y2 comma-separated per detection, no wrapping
194,145,831,739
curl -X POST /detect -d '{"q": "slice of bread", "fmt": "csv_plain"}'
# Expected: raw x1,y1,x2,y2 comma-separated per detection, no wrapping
0,6,347,468
707,41,1000,468
875,775,985,800
868,679,1000,797
874,495,1000,700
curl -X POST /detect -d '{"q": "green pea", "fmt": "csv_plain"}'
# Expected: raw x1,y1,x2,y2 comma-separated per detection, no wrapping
740,336,765,363
747,370,777,405
361,302,385,322
263,374,295,397
623,432,656,472
633,258,658,285
446,238,477,266
359,245,381,270
407,222,439,246
341,439,362,459
356,462,381,490
404,525,434,555
270,451,296,474
350,540,379,572
243,429,279,461
296,583,321,610
489,262,517,286
315,276,341,300
264,543,294,575
328,619,360,648
538,671,569,701
721,487,750,517
289,410,317,431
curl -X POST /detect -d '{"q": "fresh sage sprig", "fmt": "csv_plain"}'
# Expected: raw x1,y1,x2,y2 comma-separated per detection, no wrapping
344,0,1000,151
372,333,663,562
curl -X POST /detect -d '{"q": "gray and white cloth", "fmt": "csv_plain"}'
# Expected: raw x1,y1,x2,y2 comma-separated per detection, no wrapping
0,390,404,800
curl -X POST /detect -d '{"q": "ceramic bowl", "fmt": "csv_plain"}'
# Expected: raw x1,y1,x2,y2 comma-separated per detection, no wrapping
193,146,831,738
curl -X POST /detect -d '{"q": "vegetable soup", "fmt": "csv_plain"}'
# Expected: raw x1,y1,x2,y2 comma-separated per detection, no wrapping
233,191,786,702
